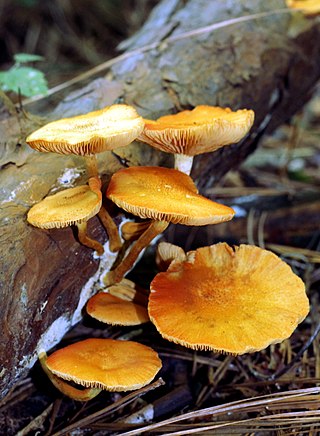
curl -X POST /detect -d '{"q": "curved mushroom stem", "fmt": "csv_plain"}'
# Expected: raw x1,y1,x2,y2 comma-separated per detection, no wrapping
76,221,104,255
104,220,169,286
98,206,122,252
85,155,99,179
88,176,102,199
39,352,102,401
174,154,194,175
88,176,122,252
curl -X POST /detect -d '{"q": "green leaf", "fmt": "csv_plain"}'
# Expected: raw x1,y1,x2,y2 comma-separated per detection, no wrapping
0,66,48,97
14,53,45,64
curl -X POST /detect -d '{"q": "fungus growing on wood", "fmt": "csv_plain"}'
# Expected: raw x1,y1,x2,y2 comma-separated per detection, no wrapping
138,105,254,174
104,166,234,285
27,184,104,254
86,292,149,326
40,338,162,400
26,104,145,176
26,104,145,252
149,243,309,355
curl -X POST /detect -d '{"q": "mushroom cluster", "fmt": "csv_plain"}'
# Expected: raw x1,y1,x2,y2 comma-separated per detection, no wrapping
26,102,309,401
26,104,145,253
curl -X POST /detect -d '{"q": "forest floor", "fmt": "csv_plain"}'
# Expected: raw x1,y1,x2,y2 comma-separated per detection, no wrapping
0,86,319,436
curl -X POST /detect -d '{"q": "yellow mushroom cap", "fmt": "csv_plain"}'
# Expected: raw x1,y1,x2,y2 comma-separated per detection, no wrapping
46,338,162,391
26,104,145,156
107,166,235,226
86,292,149,326
286,0,320,15
149,243,309,355
138,105,254,156
27,185,101,229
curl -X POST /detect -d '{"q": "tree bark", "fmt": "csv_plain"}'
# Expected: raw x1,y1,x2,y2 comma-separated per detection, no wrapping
1,0,320,398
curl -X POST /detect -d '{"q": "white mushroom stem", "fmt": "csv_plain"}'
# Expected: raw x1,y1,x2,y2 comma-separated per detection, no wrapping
77,221,104,255
174,154,194,175
104,220,169,286
39,352,102,401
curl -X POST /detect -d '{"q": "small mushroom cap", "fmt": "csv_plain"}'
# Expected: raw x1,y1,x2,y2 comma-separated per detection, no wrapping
107,166,235,226
286,0,320,15
27,185,101,229
86,292,149,326
149,243,309,355
26,104,145,156
156,242,187,271
46,338,161,391
138,105,254,156
107,278,149,306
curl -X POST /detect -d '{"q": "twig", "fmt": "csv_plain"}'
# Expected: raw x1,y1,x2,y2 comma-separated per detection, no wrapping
270,322,320,380
118,387,320,436
51,378,164,436
16,403,53,436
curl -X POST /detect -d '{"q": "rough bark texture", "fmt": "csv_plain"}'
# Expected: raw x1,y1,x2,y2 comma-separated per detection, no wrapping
1,0,320,398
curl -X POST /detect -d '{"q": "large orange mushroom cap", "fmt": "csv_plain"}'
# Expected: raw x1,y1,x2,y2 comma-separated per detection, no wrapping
149,243,309,355
26,104,145,156
46,338,162,391
107,166,235,226
138,105,254,156
86,292,149,326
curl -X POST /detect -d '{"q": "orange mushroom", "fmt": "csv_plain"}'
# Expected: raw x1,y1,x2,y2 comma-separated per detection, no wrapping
40,338,162,400
26,104,145,252
86,292,149,326
149,242,309,354
27,184,104,254
104,166,235,285
26,104,145,176
107,278,149,306
138,105,254,175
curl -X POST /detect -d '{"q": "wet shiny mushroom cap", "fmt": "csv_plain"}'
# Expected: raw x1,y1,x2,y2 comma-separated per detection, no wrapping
26,104,145,155
106,166,235,226
46,338,162,391
27,185,101,229
139,105,254,156
149,243,309,354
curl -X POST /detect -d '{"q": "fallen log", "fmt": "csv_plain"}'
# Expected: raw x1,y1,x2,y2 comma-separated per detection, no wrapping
1,0,320,398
